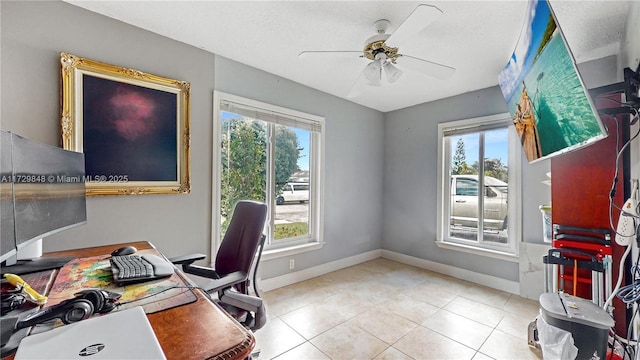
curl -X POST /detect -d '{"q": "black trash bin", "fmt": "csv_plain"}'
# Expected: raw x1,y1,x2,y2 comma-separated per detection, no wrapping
539,293,614,360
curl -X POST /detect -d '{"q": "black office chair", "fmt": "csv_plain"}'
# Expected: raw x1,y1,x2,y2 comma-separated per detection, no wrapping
170,200,268,331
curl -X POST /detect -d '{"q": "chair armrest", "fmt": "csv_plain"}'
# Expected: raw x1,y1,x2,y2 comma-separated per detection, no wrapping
202,271,248,293
220,290,263,312
168,253,206,265
168,254,218,279
180,263,221,279
220,290,267,331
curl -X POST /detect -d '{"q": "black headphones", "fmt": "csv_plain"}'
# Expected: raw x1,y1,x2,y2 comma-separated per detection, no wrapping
75,289,120,314
14,289,121,329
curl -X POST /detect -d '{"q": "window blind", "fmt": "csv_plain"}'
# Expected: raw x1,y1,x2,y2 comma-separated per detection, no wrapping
221,100,322,132
443,120,509,137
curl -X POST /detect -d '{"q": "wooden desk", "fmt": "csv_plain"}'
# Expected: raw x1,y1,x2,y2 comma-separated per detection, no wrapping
4,241,254,360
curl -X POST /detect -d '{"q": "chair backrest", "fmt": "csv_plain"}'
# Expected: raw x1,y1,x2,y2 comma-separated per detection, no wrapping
215,200,267,293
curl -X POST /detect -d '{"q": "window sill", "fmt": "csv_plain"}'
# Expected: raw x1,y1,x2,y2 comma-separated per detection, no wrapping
435,240,518,263
261,241,325,261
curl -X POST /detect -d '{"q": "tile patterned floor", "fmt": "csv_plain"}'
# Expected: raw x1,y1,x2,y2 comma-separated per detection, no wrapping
255,258,542,360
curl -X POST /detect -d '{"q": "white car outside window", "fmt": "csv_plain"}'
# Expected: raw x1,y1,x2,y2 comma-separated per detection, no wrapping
276,182,309,205
450,175,508,230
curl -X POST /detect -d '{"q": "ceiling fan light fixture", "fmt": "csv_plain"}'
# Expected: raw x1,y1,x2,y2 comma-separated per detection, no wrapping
364,60,382,86
301,5,456,96
384,62,403,83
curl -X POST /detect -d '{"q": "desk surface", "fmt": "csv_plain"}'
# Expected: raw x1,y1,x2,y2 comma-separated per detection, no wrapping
4,241,254,360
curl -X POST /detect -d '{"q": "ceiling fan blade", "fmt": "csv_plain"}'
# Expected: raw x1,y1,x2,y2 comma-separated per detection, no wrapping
385,4,443,47
299,50,363,58
347,67,368,98
398,54,455,80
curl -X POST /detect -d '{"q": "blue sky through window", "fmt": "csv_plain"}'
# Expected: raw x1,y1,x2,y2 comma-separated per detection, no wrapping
296,129,309,171
222,111,309,171
452,128,509,167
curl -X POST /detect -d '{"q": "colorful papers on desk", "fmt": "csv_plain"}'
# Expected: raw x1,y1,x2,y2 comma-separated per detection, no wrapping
47,250,196,314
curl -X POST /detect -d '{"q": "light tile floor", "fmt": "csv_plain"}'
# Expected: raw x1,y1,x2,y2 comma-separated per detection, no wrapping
255,258,543,360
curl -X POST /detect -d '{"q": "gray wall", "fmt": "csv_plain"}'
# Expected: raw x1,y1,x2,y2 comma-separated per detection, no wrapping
382,86,551,282
1,1,385,279
2,1,215,259
380,55,622,283
6,0,622,286
213,56,385,278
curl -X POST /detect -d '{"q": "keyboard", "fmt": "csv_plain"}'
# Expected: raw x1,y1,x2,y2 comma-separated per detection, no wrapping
110,254,174,285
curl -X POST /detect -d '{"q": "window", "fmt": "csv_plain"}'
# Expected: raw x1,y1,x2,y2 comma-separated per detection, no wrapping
437,113,521,257
212,92,324,255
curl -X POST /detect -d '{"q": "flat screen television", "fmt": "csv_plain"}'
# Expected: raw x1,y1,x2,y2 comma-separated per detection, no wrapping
0,131,87,274
498,0,608,163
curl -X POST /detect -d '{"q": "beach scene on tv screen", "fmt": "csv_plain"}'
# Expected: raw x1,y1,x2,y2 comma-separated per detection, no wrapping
498,0,605,163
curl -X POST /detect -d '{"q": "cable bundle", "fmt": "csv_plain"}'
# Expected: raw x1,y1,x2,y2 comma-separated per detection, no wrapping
617,282,640,304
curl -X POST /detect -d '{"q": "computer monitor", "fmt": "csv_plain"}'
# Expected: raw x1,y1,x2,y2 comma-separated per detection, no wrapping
0,131,16,265
0,131,87,274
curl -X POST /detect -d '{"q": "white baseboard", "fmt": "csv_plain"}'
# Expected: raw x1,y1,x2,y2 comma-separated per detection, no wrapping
381,250,520,295
259,249,381,292
259,248,520,295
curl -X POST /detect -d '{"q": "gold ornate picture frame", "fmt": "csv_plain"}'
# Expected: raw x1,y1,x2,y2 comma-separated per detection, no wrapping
60,52,190,196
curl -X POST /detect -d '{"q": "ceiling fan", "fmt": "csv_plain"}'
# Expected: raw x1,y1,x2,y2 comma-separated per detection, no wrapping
299,4,456,97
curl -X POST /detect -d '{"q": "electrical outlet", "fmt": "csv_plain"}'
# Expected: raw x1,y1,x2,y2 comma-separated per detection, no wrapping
616,197,638,246
289,259,295,270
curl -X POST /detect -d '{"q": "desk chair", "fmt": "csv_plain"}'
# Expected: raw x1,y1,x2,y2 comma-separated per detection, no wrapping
170,200,268,332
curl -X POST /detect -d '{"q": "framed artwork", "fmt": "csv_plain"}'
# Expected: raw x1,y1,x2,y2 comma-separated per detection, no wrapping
60,52,191,196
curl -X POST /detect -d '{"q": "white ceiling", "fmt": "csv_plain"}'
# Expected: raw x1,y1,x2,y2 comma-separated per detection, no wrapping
64,1,631,113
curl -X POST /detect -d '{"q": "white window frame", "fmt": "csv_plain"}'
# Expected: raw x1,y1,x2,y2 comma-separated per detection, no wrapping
436,113,521,261
212,91,325,260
